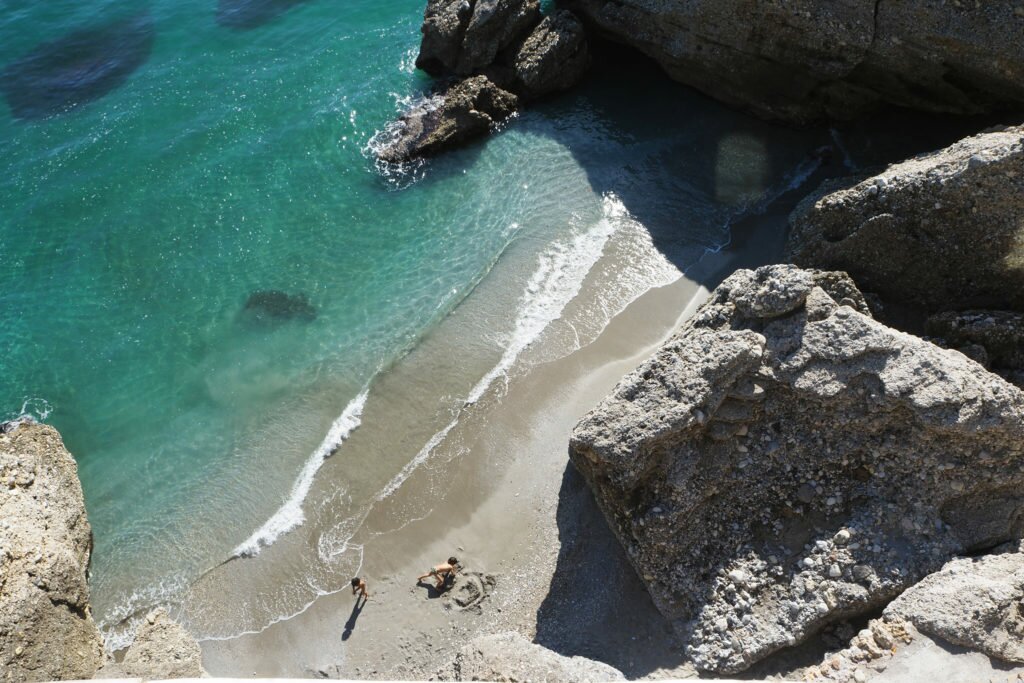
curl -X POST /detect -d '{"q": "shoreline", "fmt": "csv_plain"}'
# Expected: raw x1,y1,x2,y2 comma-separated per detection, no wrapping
197,188,795,678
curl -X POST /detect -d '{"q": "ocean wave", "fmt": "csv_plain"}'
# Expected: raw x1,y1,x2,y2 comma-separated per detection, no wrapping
231,388,369,558
365,193,623,508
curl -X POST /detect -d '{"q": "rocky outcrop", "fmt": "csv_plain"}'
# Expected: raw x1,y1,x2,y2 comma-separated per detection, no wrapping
120,608,207,678
884,547,1024,664
417,0,540,76
788,125,1024,315
1,421,208,681
381,0,589,162
510,11,589,101
559,0,1024,123
927,310,1024,388
374,75,518,163
434,631,625,681
0,422,105,681
569,265,1024,674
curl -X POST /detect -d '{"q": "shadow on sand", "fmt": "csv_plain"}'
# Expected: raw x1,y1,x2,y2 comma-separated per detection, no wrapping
342,596,366,641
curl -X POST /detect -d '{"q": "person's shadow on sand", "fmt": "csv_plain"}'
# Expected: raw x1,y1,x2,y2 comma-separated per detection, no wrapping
342,596,366,640
415,576,454,599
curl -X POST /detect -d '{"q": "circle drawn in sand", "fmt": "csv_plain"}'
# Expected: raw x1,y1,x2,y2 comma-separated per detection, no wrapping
447,572,496,612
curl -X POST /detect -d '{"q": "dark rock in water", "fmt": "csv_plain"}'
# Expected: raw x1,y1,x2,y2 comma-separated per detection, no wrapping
789,125,1024,315
569,264,1024,674
242,290,317,325
1,13,155,121
416,0,540,76
560,0,1024,122
216,0,309,30
510,10,589,101
374,75,517,163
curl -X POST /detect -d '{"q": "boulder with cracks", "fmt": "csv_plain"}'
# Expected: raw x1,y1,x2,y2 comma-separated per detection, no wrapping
559,0,1024,122
373,75,518,163
788,125,1024,316
569,264,1024,674
0,422,105,681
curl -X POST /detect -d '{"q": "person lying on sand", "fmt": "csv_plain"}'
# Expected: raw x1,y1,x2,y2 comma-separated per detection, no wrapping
417,556,460,589
351,576,370,600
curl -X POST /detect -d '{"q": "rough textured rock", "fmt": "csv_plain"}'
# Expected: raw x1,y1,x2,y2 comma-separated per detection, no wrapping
416,0,540,76
569,264,1024,674
0,422,105,681
559,0,1024,122
884,547,1024,664
927,310,1024,386
788,125,1024,315
120,608,207,679
374,75,518,163
510,10,589,100
434,631,625,681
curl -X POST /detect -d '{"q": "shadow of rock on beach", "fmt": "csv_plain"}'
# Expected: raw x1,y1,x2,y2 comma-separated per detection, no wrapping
535,462,689,678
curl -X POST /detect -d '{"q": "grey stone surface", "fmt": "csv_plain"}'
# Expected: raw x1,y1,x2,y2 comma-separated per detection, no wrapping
374,75,518,163
416,0,540,76
884,548,1024,664
0,421,105,681
120,608,207,679
510,10,589,101
434,631,625,681
569,264,1024,674
927,310,1024,387
560,0,1024,122
789,125,1024,315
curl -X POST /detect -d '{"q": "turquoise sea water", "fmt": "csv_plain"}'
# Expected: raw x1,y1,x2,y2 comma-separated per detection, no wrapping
1,0,845,648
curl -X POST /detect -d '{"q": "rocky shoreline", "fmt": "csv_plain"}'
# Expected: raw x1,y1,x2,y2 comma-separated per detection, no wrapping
5,1,1024,681
0,423,207,681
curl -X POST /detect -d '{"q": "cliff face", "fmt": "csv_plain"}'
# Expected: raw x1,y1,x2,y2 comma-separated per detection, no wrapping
569,265,1024,673
558,0,1024,122
0,422,105,681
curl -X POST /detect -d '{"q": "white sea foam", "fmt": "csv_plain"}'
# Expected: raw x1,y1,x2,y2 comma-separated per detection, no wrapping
97,574,190,653
369,193,623,506
231,389,369,558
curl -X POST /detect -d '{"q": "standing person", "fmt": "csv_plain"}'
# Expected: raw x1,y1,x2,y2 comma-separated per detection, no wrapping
351,576,370,601
416,556,460,590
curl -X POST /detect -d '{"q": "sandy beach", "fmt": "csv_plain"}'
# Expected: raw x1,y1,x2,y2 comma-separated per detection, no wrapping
193,184,800,680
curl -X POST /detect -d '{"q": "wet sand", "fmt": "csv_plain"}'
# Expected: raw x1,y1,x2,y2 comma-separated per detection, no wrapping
198,202,792,679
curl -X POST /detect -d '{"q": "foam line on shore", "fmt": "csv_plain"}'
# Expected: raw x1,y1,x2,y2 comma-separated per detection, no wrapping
231,389,370,558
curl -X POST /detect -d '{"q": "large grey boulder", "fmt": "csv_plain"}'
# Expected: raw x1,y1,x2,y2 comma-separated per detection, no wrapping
510,10,590,101
569,265,1024,674
120,608,207,678
0,422,105,681
374,75,518,163
416,0,540,76
884,548,1024,665
434,631,625,681
927,310,1024,389
788,125,1024,315
559,0,1024,122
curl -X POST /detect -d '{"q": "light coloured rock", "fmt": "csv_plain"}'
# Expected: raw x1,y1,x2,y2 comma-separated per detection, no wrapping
416,0,540,76
120,608,206,678
510,10,589,101
884,549,1024,664
559,0,1024,122
373,75,518,163
434,631,625,681
569,265,1024,674
788,125,1024,315
0,421,104,681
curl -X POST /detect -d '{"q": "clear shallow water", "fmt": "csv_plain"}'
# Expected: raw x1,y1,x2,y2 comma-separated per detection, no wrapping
0,0,836,650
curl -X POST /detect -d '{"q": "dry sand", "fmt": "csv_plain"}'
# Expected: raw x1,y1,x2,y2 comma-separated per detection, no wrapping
197,201,793,680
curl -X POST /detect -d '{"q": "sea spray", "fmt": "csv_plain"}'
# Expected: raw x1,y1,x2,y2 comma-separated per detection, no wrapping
231,389,369,558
